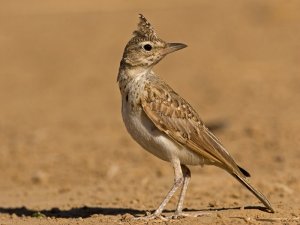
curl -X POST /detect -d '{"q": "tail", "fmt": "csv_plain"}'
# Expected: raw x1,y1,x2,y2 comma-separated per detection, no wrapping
231,173,274,213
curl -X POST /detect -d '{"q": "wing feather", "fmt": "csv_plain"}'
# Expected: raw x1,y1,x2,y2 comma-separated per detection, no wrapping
141,80,245,177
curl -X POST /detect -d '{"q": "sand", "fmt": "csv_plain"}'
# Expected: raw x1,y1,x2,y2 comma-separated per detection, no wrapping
0,1,299,224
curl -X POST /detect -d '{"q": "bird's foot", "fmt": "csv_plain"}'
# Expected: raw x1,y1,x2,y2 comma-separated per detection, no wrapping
134,211,168,221
168,211,210,219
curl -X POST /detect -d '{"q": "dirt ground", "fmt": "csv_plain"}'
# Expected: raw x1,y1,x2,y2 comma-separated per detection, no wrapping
0,1,299,224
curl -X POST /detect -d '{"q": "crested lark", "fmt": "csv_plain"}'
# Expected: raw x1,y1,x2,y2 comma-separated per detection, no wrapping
117,14,274,219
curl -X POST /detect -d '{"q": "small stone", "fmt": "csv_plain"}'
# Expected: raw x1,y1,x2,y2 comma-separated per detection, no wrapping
230,193,239,199
10,213,18,219
31,171,48,184
121,213,134,221
32,212,46,218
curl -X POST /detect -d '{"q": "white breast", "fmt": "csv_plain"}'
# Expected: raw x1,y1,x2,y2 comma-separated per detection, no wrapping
122,97,206,165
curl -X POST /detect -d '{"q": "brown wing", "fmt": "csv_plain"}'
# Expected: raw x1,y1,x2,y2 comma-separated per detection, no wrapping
141,79,245,177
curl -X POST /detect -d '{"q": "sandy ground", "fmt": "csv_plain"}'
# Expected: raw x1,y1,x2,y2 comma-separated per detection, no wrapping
0,1,300,224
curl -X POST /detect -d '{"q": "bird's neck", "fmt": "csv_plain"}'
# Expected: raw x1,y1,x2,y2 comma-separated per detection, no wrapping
117,60,154,93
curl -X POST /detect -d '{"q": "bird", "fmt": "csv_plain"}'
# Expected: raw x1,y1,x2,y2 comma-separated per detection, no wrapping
117,14,274,219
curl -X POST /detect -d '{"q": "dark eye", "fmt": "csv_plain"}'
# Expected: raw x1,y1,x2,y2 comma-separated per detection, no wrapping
143,44,152,51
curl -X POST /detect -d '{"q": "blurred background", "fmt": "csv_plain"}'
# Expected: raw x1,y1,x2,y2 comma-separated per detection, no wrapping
0,0,299,223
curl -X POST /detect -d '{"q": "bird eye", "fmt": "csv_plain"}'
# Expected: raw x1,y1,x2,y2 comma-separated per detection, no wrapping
143,44,152,51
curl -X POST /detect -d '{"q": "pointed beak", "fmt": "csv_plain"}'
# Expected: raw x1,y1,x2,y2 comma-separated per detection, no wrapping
162,43,187,55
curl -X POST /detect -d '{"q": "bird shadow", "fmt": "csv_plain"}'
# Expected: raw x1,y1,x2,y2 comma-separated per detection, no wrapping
0,205,270,218
0,206,144,218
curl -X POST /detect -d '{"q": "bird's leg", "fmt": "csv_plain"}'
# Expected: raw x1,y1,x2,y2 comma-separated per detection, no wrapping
152,160,184,216
171,165,209,219
174,164,191,216
136,160,183,220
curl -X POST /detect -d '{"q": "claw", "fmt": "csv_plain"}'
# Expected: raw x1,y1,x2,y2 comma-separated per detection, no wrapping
168,211,210,219
134,213,168,221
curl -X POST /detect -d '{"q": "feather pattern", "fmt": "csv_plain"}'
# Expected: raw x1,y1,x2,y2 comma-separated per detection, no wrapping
141,76,246,177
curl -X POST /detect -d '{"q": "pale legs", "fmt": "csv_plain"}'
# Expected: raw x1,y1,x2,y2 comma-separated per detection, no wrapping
174,164,191,216
137,161,193,220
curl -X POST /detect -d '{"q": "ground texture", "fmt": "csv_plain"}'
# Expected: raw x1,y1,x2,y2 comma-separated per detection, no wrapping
0,1,299,224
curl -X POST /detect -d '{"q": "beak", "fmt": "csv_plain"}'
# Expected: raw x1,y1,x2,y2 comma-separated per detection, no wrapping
162,43,187,55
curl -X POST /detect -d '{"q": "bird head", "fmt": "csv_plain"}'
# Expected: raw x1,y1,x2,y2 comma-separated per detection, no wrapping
121,14,187,69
